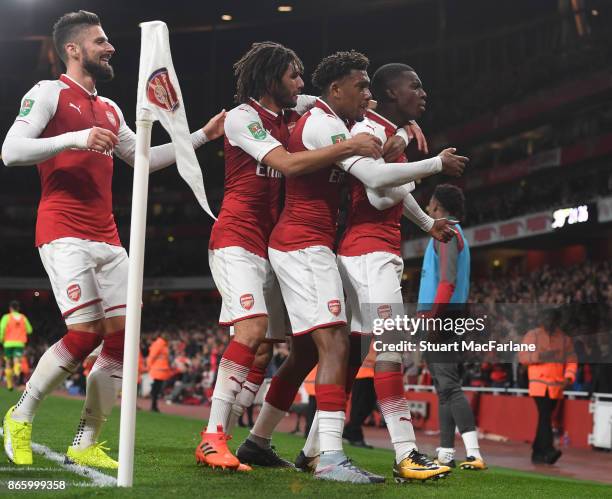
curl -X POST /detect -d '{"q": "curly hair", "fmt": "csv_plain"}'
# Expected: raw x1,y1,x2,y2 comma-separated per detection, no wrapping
433,184,466,221
234,41,304,104
52,10,101,63
311,50,369,95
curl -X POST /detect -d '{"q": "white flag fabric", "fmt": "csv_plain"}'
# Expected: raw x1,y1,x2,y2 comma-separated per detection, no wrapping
136,21,215,220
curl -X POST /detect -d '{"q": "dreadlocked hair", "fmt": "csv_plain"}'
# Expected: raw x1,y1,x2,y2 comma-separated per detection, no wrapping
234,41,304,103
311,50,369,95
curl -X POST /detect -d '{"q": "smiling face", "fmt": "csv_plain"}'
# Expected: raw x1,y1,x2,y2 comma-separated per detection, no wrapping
67,25,115,81
332,69,372,122
273,61,305,109
392,70,427,121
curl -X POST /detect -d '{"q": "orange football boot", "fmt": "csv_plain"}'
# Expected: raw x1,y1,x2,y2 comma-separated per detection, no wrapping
195,425,240,470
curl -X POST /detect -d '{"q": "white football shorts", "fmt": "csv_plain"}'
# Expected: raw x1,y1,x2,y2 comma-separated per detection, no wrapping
337,251,404,334
209,246,288,341
38,237,128,325
268,245,347,335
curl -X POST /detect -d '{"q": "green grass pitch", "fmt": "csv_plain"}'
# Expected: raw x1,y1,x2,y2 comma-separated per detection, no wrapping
1,390,610,498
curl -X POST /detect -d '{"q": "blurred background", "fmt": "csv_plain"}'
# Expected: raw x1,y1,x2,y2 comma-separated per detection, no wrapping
0,0,611,439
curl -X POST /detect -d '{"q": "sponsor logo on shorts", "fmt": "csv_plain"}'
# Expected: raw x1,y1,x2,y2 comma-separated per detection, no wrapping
377,304,392,319
288,121,297,134
146,68,180,112
399,416,411,422
240,293,254,310
328,299,341,316
67,284,81,302
106,110,117,127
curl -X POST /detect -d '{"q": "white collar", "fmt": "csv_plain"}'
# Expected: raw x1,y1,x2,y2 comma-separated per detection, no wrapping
62,74,98,97
315,97,342,121
249,97,278,118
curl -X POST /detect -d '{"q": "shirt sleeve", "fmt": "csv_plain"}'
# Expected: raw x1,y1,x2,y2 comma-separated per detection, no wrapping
295,94,317,115
395,127,410,146
225,107,282,163
402,192,434,232
351,119,388,145
352,119,419,211
302,113,362,171
2,81,90,166
13,81,59,132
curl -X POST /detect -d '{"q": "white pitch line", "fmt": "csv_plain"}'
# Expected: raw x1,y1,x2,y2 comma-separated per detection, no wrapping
0,428,117,487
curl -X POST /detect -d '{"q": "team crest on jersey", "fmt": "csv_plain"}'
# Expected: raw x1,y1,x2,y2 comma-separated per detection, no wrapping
147,68,180,112
377,304,392,319
106,110,117,127
330,133,346,144
19,99,35,117
248,122,267,140
67,284,81,302
328,299,341,316
240,294,254,310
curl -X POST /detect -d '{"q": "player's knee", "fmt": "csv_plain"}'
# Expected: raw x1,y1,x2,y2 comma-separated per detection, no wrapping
234,316,268,348
317,327,349,361
61,330,103,363
101,329,124,362
253,342,273,368
438,384,462,404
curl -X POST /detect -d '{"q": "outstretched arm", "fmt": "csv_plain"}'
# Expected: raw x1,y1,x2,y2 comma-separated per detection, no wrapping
113,108,226,172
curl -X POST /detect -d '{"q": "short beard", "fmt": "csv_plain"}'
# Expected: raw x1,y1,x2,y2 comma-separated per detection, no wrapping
273,84,296,110
83,56,114,82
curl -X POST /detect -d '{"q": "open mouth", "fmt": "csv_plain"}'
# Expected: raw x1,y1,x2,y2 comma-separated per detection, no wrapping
100,55,112,64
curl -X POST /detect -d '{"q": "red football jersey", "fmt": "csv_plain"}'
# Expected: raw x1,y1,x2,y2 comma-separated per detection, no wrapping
338,110,406,257
208,99,300,258
14,75,122,247
268,99,360,252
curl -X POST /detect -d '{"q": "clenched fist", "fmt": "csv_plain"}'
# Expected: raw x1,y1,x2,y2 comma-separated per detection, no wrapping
87,127,118,154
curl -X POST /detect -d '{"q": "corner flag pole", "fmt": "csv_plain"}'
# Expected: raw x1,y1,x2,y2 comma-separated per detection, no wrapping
117,114,152,487
117,20,215,485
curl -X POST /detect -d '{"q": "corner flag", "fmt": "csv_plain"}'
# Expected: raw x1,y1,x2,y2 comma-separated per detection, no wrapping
118,21,212,488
